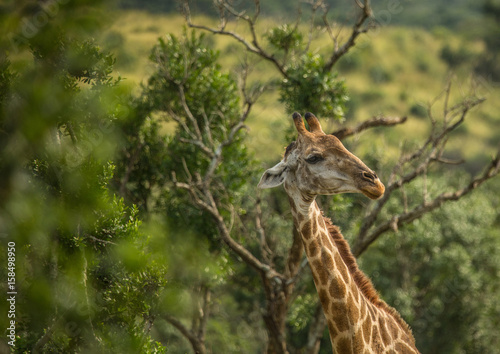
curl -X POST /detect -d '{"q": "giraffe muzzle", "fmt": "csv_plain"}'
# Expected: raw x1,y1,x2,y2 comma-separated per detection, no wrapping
359,175,385,200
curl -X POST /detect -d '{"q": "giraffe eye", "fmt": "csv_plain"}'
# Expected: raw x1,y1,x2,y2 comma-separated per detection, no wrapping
305,155,323,164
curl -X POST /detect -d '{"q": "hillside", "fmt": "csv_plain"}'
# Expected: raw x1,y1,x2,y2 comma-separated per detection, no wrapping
117,0,485,30
103,11,500,168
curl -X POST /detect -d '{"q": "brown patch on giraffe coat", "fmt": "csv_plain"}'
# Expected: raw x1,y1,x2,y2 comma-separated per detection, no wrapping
352,329,365,353
328,275,346,299
327,320,339,338
334,252,349,284
335,336,353,354
307,240,320,258
362,317,371,343
321,249,335,272
321,231,334,249
312,259,329,285
371,325,383,350
346,295,360,324
311,218,318,235
378,316,392,347
318,288,330,313
395,342,418,353
301,220,312,239
330,301,349,332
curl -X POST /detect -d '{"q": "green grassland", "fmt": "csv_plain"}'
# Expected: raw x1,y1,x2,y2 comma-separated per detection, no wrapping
103,10,500,168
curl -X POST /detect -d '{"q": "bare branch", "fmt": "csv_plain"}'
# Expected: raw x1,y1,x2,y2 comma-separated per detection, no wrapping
304,0,326,52
323,0,373,71
179,137,215,158
356,90,485,244
332,115,407,140
85,234,116,246
172,171,284,281
255,196,273,264
194,285,211,342
164,314,206,354
346,80,497,260
203,104,250,184
178,85,204,141
182,0,288,77
353,149,500,257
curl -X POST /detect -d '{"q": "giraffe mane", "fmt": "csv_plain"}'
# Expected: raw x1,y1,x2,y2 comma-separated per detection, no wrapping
322,215,414,337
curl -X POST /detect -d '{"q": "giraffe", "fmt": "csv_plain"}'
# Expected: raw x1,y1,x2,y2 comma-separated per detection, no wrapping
258,112,419,353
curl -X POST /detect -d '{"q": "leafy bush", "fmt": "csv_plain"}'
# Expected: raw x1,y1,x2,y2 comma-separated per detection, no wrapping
440,44,474,68
409,102,428,118
280,53,348,120
369,65,393,83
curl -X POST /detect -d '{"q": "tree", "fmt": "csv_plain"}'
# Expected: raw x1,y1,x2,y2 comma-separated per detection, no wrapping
0,1,169,352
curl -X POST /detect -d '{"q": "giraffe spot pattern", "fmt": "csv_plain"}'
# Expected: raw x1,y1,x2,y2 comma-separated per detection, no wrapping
301,220,312,239
395,342,417,353
313,259,329,285
335,336,353,354
328,276,346,299
346,295,360,323
334,252,350,284
378,316,392,347
371,325,383,351
321,249,335,273
352,329,365,353
362,317,372,344
318,288,330,313
330,301,350,332
307,240,320,258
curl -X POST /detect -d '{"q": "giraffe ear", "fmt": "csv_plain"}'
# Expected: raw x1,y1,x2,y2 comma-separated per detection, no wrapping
258,160,288,189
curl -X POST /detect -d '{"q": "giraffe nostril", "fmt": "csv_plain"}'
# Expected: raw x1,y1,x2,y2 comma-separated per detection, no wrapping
362,171,376,182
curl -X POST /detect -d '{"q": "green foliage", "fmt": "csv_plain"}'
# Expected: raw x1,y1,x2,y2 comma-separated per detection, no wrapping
280,53,348,120
0,1,170,352
117,0,486,30
475,0,500,80
440,43,474,68
369,65,393,83
266,24,303,53
336,53,362,72
112,29,263,351
409,102,428,118
142,29,255,218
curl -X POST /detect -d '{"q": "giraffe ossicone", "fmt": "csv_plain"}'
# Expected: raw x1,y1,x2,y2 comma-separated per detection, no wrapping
259,112,419,353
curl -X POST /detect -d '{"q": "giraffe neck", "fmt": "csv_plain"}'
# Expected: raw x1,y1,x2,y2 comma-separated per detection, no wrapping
285,186,419,353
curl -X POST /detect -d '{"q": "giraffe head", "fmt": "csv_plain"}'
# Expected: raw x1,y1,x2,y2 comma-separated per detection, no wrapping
258,112,385,200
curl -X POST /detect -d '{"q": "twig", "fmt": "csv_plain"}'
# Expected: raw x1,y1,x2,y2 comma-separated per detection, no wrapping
323,0,372,71
85,234,116,246
354,84,490,257
353,149,500,257
164,314,206,354
332,115,407,140
183,0,288,78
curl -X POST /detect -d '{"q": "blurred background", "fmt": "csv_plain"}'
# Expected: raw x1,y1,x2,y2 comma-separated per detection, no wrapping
1,0,499,353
